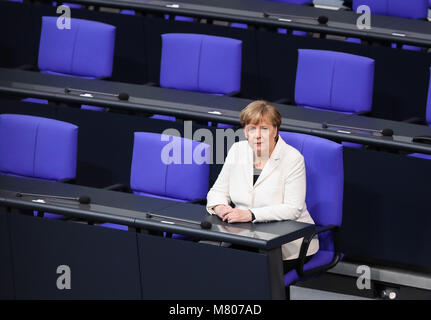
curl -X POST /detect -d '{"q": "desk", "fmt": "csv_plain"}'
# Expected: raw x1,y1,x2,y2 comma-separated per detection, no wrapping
37,0,431,48
0,175,315,299
2,68,431,155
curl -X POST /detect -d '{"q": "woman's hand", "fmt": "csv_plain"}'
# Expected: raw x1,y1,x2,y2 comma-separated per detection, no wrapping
213,204,233,220
223,209,253,223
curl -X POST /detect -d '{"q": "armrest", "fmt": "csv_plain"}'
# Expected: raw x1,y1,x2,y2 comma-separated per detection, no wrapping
188,198,207,205
103,183,132,193
295,224,341,278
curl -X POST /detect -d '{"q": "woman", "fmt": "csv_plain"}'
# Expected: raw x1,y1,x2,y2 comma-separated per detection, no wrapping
206,100,319,273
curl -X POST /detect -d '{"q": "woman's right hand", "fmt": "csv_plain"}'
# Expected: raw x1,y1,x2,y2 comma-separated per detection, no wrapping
213,204,233,219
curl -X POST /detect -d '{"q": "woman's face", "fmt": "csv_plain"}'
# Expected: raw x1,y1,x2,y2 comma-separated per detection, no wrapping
244,117,278,157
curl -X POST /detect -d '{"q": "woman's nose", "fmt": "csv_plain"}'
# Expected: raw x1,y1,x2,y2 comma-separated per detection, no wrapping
255,128,261,138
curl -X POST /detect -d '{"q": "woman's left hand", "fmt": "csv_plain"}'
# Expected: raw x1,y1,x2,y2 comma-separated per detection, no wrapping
223,209,253,223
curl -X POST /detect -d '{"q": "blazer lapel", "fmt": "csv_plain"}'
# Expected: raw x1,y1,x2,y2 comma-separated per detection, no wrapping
242,142,254,188
254,136,285,188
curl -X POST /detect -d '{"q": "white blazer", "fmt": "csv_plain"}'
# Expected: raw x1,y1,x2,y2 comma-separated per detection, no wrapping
206,136,319,260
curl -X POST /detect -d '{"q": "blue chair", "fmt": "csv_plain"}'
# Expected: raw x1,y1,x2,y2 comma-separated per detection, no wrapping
152,33,242,124
23,16,116,110
37,16,115,78
160,33,242,95
0,114,78,219
100,132,210,231
295,49,374,148
353,0,428,19
350,0,428,51
279,131,344,292
295,49,374,115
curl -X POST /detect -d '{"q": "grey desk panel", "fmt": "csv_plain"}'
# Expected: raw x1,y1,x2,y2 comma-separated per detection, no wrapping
0,208,14,299
9,213,142,299
138,232,278,299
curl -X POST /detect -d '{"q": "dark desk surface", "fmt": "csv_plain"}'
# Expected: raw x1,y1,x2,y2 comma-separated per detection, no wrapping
2,68,431,154
0,175,315,250
42,0,431,47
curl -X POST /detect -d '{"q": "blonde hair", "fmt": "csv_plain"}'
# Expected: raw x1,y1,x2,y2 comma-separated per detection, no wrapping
240,100,281,133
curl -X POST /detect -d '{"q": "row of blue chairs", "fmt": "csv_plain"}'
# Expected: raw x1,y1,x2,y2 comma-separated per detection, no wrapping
0,112,344,289
16,16,431,149
27,17,375,115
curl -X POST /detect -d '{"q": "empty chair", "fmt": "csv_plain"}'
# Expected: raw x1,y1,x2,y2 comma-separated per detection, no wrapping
38,16,115,78
23,16,116,110
278,131,344,294
160,33,242,95
0,114,78,218
151,33,242,124
295,49,374,115
100,132,210,230
353,0,428,19
295,49,374,148
131,132,210,201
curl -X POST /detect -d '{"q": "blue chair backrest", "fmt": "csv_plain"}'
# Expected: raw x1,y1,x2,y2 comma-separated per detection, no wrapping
0,114,78,181
38,16,116,79
160,33,242,95
295,49,375,114
130,132,210,201
279,131,344,251
353,0,428,19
